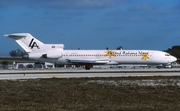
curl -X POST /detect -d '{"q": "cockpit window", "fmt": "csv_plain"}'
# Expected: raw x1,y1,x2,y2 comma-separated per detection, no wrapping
165,54,170,56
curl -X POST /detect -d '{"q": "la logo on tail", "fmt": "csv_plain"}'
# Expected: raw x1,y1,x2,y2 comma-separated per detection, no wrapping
29,38,40,49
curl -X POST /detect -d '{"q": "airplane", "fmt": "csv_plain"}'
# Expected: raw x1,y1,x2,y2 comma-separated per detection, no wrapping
4,33,177,70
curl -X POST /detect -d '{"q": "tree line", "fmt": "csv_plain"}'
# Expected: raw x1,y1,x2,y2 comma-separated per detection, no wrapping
9,49,27,57
165,46,180,58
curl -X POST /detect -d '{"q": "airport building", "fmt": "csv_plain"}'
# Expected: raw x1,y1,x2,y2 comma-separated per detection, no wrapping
0,61,55,70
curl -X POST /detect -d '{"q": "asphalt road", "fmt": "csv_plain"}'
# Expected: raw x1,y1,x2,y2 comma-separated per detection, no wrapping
0,68,180,80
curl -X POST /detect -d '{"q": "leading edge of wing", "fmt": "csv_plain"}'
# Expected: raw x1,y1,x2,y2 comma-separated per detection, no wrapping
69,59,109,64
68,59,118,65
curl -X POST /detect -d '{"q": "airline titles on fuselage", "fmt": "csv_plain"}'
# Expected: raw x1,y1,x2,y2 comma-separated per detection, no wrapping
68,50,150,60
115,51,149,55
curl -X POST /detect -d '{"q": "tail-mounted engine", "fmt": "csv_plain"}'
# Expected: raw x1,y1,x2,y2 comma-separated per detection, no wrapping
42,53,62,59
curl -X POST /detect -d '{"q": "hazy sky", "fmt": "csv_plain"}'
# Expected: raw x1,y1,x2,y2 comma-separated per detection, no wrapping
0,0,180,55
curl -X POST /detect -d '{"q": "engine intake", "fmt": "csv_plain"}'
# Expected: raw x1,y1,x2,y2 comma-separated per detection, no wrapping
42,53,62,59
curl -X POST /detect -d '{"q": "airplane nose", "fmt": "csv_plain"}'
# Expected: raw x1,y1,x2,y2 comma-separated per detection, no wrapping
172,56,177,62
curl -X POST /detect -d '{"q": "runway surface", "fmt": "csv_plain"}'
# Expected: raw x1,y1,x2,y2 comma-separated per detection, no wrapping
0,68,180,80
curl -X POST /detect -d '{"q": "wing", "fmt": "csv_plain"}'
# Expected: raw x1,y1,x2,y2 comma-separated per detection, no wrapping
68,59,118,65
70,60,108,64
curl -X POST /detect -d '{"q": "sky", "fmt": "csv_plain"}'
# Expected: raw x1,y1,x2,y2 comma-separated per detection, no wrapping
0,0,180,55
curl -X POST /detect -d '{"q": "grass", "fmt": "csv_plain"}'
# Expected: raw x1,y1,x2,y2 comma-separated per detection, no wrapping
0,76,180,110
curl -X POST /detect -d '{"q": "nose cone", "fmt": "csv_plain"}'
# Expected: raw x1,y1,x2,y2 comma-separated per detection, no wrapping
171,56,177,62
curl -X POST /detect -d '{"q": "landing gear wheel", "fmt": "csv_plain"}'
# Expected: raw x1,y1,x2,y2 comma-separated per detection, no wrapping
157,66,161,69
85,65,92,70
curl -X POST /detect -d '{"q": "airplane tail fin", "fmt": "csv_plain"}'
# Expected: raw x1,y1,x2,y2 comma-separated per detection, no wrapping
4,33,44,53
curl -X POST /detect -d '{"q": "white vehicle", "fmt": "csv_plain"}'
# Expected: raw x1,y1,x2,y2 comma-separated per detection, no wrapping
5,33,177,70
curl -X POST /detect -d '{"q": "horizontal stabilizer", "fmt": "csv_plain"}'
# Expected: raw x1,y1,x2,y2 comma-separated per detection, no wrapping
5,33,28,40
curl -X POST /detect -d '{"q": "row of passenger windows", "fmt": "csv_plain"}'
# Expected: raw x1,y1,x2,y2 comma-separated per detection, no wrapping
62,54,145,56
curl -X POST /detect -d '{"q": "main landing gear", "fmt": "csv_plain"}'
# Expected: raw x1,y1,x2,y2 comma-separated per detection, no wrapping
85,65,93,70
156,66,162,69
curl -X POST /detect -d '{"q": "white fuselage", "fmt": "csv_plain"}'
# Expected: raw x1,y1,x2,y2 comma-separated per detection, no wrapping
31,50,177,65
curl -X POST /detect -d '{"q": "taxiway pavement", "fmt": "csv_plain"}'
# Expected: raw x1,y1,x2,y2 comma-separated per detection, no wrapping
0,68,180,80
